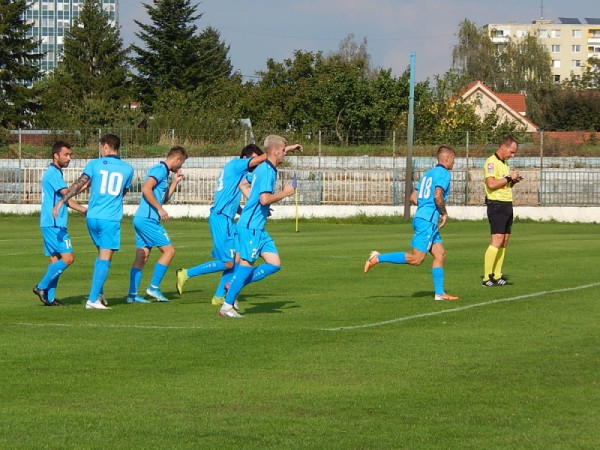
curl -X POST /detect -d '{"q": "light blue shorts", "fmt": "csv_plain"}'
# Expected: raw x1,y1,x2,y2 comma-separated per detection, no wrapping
209,212,236,262
133,216,171,249
41,226,73,257
86,218,121,251
411,218,442,253
236,226,277,264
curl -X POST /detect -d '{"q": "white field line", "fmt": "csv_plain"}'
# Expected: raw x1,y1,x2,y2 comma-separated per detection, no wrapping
321,282,600,332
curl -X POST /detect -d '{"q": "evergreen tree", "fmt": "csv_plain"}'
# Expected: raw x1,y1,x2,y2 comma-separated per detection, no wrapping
35,0,134,129
0,0,43,128
130,0,232,110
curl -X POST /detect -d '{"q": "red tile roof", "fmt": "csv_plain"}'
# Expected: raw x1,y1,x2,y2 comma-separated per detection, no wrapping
496,93,527,113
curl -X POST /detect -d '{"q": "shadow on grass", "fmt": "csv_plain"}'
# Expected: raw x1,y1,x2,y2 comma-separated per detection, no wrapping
241,296,299,314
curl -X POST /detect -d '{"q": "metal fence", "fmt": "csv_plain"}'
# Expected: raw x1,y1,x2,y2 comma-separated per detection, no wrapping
2,159,599,207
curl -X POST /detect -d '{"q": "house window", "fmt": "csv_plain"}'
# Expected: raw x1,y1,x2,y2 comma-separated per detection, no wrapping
572,45,581,53
572,60,581,68
553,75,561,83
572,30,581,38
539,29,548,38
550,29,561,38
552,60,561,68
516,29,527,37
551,45,561,53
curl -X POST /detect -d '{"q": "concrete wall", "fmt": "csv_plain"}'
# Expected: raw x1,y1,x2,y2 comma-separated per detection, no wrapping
2,203,598,223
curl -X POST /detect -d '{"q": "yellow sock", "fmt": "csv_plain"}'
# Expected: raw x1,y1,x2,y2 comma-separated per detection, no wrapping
492,247,506,279
484,245,499,280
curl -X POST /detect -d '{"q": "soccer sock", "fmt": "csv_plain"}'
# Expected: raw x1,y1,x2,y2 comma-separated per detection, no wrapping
149,263,169,289
378,252,407,264
223,265,253,306
247,263,281,285
89,259,111,303
38,260,68,290
47,274,60,302
129,267,143,295
432,267,445,296
492,247,506,278
214,267,235,297
484,245,499,280
187,260,227,277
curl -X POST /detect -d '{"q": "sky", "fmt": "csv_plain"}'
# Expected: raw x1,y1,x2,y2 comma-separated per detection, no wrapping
116,0,597,82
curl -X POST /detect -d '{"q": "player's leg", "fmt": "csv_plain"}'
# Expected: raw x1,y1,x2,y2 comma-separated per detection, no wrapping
86,219,117,309
491,207,513,284
145,244,174,302
430,241,458,301
34,228,73,306
127,247,151,303
246,232,280,285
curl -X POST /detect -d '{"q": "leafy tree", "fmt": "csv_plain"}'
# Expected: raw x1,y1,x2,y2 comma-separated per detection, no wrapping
130,0,232,110
0,0,43,127
35,0,136,130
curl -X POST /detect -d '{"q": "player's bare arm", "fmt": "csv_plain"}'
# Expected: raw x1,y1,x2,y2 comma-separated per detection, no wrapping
53,173,90,217
409,189,417,205
164,170,184,204
284,144,303,154
260,184,295,206
434,186,448,228
142,178,169,221
238,179,251,198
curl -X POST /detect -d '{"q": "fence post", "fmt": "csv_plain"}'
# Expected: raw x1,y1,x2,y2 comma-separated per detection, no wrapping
18,128,22,204
171,129,175,146
318,130,322,170
540,131,544,205
98,129,102,157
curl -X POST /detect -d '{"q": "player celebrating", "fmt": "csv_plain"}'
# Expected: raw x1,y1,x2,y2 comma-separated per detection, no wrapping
127,146,188,303
54,134,134,310
219,135,302,318
175,144,266,305
33,141,87,306
364,145,459,301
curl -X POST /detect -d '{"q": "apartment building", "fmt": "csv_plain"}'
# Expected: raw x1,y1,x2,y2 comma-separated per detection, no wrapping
484,17,600,83
22,0,118,75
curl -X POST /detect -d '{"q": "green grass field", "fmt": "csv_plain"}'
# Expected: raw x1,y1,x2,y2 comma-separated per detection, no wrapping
0,214,598,449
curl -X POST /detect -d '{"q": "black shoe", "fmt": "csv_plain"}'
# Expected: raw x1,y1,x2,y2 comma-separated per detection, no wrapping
33,286,50,305
495,277,512,286
46,299,66,306
482,278,497,287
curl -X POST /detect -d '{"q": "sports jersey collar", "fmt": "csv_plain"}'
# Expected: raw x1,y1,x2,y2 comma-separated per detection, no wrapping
160,161,169,174
435,163,447,170
104,154,121,160
494,152,506,163
265,160,277,172
50,163,63,173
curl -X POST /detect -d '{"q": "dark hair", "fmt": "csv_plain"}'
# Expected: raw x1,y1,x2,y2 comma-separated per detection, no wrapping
240,143,263,158
167,145,189,159
500,136,517,148
52,140,71,157
100,134,120,151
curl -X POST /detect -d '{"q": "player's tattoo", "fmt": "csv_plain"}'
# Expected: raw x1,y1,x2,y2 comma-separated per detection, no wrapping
434,187,447,216
63,174,90,202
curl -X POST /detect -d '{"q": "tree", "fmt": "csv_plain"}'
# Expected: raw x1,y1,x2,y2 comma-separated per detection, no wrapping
130,0,232,110
0,0,43,128
35,0,136,130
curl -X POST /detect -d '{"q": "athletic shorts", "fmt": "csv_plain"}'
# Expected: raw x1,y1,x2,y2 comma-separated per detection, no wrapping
236,226,278,264
86,218,121,251
41,226,73,257
411,218,441,253
486,200,513,235
133,216,171,249
208,212,236,262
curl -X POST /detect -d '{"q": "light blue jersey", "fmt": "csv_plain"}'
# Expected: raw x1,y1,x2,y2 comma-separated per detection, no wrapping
84,155,134,221
236,161,276,230
134,162,170,221
413,164,451,224
40,164,68,228
212,158,252,218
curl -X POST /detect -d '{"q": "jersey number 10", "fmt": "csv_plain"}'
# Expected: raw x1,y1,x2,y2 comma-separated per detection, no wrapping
99,170,124,196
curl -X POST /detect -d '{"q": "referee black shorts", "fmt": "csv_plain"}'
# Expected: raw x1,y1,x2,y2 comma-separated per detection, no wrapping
486,199,513,235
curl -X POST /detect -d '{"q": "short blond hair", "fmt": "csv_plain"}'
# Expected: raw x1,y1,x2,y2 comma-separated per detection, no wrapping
263,135,287,150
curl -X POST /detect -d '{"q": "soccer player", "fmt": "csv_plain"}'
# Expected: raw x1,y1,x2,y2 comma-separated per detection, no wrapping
175,144,267,306
364,145,459,301
54,134,134,310
482,136,522,287
127,146,188,303
33,141,87,306
219,135,303,318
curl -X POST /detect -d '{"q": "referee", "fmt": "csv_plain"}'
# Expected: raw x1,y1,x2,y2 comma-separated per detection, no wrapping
482,136,522,287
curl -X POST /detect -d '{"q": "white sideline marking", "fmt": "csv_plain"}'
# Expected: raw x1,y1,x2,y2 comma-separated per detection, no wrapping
321,282,600,332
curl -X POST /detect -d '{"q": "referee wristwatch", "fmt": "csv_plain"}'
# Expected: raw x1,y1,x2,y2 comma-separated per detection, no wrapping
504,175,512,185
